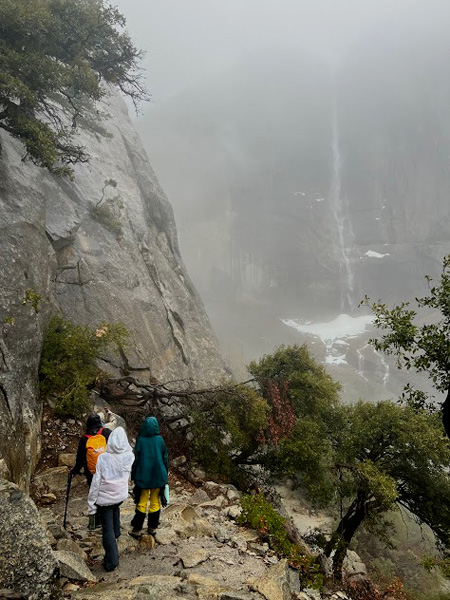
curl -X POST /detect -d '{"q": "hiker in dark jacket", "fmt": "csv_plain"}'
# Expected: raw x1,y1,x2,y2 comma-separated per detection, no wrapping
71,414,112,486
130,416,168,537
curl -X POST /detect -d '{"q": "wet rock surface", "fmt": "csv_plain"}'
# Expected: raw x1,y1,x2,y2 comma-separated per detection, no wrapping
0,90,228,485
0,478,60,600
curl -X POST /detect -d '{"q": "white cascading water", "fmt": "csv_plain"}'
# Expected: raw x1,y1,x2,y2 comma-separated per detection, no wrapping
330,103,355,312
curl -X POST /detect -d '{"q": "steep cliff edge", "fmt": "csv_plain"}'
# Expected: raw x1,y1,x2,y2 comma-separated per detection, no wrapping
0,91,228,487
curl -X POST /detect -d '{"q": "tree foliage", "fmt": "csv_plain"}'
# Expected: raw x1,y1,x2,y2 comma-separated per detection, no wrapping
40,315,128,416
0,0,148,176
98,341,450,582
248,344,341,426
363,254,450,407
189,384,268,485
248,344,450,580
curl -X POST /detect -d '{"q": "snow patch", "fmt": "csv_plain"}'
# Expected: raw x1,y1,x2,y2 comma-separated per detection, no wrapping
325,354,348,365
364,250,390,259
282,314,373,344
282,314,374,370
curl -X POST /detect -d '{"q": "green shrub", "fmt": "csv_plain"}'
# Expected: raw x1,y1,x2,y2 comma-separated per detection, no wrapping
238,493,323,589
91,203,123,235
22,288,42,313
189,384,268,486
39,315,128,417
91,179,124,235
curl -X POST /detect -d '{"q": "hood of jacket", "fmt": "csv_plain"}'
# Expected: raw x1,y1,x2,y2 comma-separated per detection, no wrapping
106,426,132,454
139,417,160,437
86,413,102,434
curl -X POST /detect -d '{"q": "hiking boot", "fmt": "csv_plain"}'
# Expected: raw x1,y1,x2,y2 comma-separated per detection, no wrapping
129,528,143,539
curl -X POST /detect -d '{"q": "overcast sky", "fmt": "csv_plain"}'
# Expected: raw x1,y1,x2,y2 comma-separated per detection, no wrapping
112,0,448,111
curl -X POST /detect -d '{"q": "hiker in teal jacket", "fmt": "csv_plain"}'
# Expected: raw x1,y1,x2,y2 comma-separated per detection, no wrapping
130,416,168,536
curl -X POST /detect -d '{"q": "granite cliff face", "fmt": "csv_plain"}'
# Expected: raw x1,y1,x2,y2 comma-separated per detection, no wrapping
0,91,228,487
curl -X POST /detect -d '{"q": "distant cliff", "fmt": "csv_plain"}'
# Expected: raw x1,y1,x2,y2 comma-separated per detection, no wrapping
0,91,228,487
137,39,450,359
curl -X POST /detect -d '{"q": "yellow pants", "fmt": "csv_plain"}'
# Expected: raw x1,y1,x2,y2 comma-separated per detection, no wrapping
136,488,160,514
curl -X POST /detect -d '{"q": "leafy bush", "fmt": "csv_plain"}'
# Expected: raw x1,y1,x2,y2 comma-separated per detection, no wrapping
238,493,323,589
189,384,268,486
39,315,128,417
91,179,124,235
22,288,42,313
91,204,123,234
248,344,341,422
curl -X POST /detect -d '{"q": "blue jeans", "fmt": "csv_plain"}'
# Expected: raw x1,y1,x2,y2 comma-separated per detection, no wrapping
97,503,121,571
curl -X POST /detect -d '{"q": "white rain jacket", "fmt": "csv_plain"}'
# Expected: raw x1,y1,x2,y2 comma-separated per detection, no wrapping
87,426,134,515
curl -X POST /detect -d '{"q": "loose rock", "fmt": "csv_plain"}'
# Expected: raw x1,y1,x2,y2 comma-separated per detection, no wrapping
54,550,96,582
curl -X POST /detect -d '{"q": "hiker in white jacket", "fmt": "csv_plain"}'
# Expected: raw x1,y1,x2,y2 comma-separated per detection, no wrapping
87,426,134,571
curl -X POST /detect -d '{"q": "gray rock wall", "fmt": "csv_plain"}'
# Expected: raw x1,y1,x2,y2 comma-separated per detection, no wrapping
0,91,228,487
0,478,60,599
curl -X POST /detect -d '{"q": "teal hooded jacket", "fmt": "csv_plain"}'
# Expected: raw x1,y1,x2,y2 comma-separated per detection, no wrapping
131,417,169,489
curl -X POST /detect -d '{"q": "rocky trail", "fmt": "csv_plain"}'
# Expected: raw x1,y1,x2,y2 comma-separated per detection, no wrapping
1,408,356,600
33,462,313,600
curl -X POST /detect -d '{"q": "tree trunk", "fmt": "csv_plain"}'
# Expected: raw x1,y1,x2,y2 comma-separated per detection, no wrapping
442,389,450,440
324,490,368,581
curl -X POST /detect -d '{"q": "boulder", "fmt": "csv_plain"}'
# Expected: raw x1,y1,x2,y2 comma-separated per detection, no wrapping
226,489,242,503
164,503,215,539
54,551,96,583
226,506,242,520
214,526,231,543
117,534,138,554
189,489,211,505
171,456,187,469
180,549,210,568
187,574,253,600
33,467,69,495
73,586,134,600
298,590,321,600
187,573,221,587
0,478,60,600
58,454,76,468
139,534,156,549
202,481,223,497
248,559,293,600
344,550,368,579
154,527,178,546
56,539,88,562
128,575,187,598
200,495,227,510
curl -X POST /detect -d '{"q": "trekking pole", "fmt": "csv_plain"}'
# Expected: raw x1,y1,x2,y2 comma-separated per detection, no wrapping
63,471,73,530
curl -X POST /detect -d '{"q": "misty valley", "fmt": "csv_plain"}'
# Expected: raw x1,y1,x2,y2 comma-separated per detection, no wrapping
1,2,450,600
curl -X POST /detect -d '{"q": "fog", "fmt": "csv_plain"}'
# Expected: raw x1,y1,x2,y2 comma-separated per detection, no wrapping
114,0,450,102
113,0,450,401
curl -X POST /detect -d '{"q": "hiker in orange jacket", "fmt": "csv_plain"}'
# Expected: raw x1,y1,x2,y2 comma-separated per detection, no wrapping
71,414,112,486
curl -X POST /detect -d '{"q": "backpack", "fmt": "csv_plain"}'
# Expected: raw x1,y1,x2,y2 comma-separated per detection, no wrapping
85,427,107,474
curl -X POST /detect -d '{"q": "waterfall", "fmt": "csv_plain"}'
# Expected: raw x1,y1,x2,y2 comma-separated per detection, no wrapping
330,102,355,312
